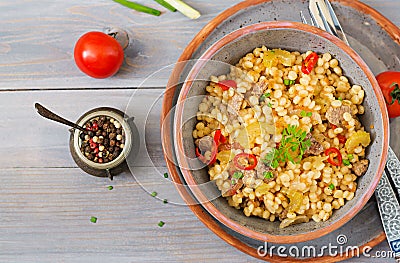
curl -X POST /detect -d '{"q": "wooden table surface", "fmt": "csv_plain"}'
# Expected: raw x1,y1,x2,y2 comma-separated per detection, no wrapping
0,0,399,262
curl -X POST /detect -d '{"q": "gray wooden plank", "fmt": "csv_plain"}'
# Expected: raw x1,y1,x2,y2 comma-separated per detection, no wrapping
0,0,398,90
0,0,241,90
0,167,260,263
0,88,166,168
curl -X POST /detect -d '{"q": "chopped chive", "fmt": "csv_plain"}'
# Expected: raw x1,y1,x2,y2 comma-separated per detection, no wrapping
90,216,97,223
267,102,272,108
158,221,165,227
348,154,354,160
151,191,158,197
164,172,169,178
154,0,176,11
283,79,295,86
259,92,271,102
301,110,313,117
107,186,114,190
163,199,168,204
343,159,351,166
264,171,274,179
338,97,343,101
329,184,335,190
113,0,161,16
233,171,243,179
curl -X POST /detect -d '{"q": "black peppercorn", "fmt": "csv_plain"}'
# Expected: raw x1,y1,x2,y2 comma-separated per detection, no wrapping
79,115,125,164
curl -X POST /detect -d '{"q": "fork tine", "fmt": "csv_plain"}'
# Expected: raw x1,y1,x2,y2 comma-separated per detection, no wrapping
300,10,316,27
315,1,335,35
310,14,317,27
300,11,308,24
324,0,350,45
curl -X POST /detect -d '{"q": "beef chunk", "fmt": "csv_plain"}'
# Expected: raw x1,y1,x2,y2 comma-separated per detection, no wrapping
352,159,369,176
304,133,324,156
228,93,243,114
325,105,351,127
195,135,213,153
245,80,268,102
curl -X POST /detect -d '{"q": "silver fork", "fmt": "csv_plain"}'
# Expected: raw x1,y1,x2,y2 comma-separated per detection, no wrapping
301,1,400,258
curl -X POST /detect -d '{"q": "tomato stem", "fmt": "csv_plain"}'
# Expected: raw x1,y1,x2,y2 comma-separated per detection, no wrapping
104,27,129,50
389,82,400,105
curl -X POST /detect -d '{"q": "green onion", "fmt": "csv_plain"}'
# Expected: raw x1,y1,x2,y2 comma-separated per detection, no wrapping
107,186,113,190
267,102,272,108
151,191,157,197
301,110,313,117
163,199,168,204
263,171,274,179
154,0,176,11
343,159,351,166
90,216,97,223
348,154,354,160
164,172,169,178
233,171,243,179
162,0,200,19
158,221,165,227
338,97,343,101
259,92,271,102
113,0,161,16
329,184,335,190
284,79,295,86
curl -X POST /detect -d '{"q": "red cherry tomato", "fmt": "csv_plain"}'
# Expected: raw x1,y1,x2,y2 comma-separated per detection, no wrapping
74,31,124,79
301,52,319,75
376,71,400,118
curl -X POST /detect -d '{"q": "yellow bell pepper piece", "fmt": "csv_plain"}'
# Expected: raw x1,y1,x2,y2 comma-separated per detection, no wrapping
345,130,371,153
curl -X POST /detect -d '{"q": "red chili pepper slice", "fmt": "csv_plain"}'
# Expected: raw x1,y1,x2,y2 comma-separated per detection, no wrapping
233,153,258,170
301,52,319,75
218,80,237,91
330,123,338,130
219,134,227,144
337,134,347,144
324,147,342,166
214,129,222,143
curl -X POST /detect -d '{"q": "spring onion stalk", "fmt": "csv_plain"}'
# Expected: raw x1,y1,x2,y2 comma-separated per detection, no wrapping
162,0,201,19
113,0,161,16
154,0,176,12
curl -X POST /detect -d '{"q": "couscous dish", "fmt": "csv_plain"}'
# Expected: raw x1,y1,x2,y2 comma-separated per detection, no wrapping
193,46,371,228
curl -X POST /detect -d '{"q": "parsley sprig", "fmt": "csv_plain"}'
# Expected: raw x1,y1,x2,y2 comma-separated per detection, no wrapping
263,125,311,168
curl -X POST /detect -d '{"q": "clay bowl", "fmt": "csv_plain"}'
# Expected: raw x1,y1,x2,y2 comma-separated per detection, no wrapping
173,21,389,244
